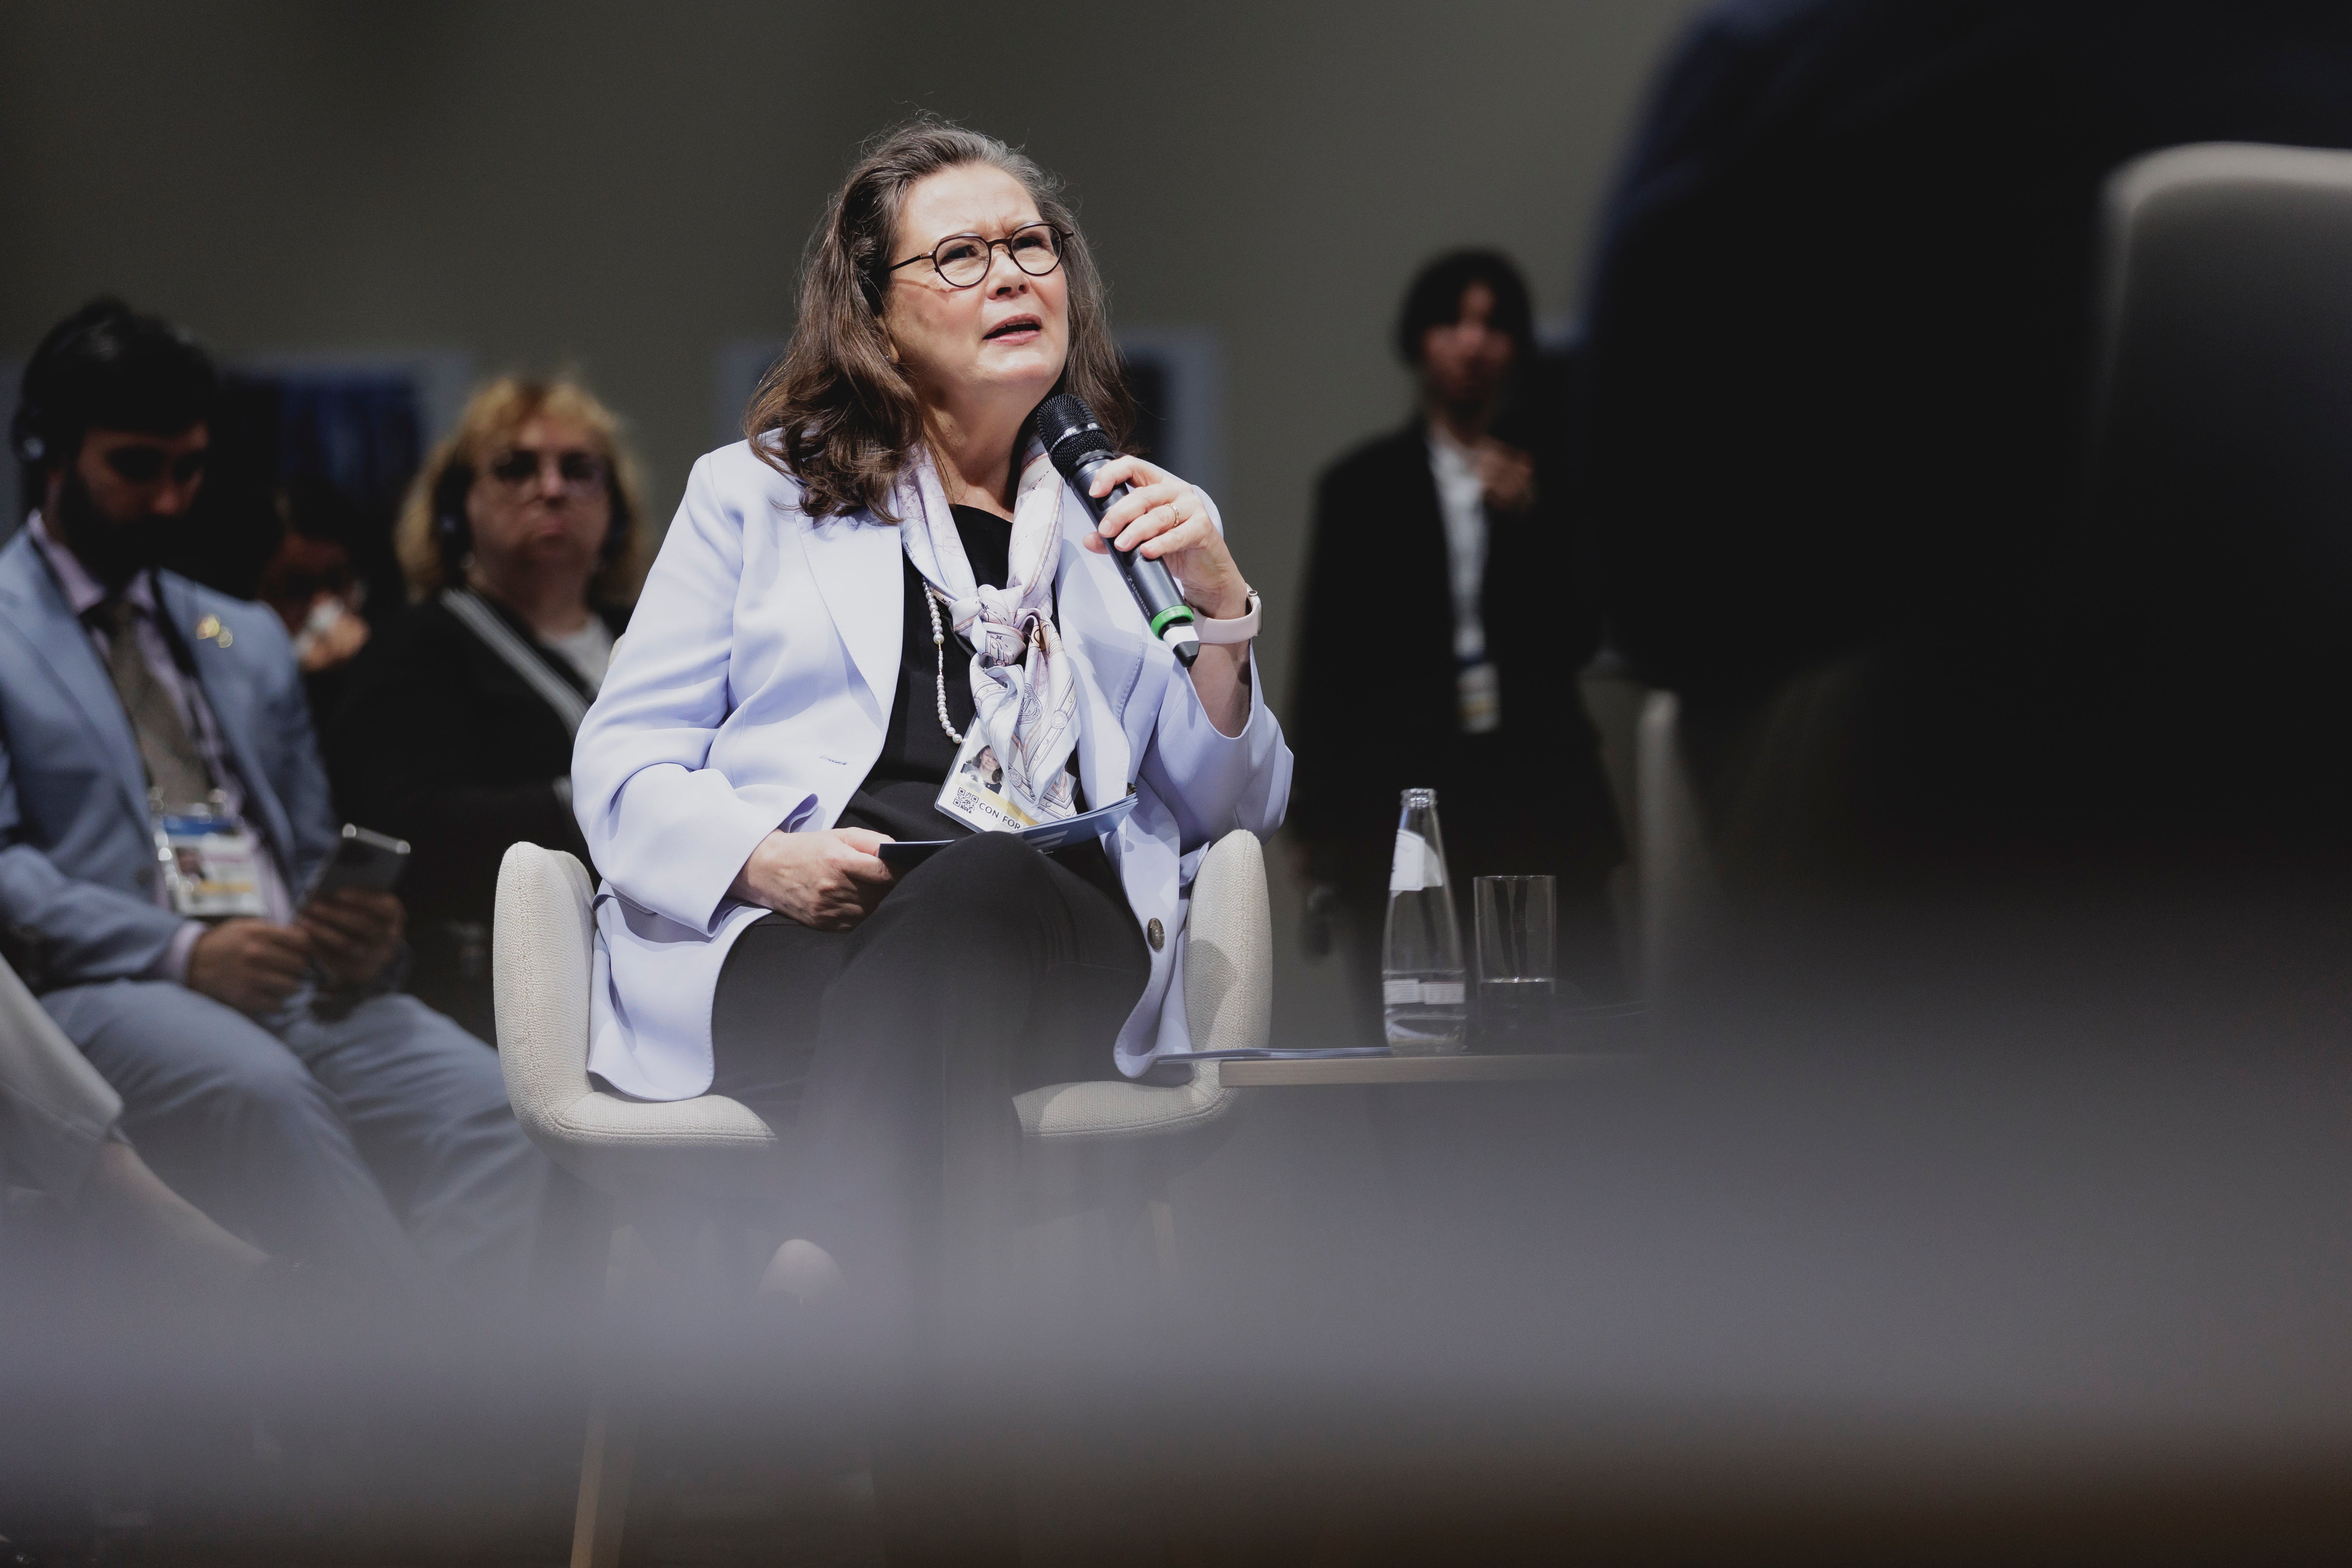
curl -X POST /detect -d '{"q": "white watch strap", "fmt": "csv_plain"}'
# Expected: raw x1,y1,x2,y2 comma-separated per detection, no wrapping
1192,589,1261,645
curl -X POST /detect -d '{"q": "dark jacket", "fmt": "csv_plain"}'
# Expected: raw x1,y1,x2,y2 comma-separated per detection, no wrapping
324,593,628,1034
1287,420,1623,889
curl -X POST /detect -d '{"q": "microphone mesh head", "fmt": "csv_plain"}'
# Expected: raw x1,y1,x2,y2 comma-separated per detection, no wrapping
1033,394,1112,477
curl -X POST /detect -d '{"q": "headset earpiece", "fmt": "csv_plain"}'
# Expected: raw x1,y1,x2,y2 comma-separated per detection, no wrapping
14,302,137,475
8,403,47,466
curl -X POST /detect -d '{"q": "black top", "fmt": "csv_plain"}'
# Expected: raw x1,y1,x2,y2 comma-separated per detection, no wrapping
837,505,1126,910
327,592,628,924
837,506,1009,843
324,590,629,1037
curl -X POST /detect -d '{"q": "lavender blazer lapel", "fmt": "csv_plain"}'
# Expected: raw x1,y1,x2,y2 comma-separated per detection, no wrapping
798,509,903,723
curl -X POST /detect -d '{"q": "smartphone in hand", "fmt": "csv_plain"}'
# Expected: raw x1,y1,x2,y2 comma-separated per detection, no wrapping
300,824,410,913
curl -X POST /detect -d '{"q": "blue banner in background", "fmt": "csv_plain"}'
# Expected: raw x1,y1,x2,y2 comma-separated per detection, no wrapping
165,369,426,617
273,375,424,522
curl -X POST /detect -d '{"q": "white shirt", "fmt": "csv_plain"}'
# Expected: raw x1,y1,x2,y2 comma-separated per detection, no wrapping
1426,426,1489,664
544,615,614,693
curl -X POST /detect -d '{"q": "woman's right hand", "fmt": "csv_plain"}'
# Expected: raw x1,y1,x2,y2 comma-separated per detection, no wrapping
729,828,896,929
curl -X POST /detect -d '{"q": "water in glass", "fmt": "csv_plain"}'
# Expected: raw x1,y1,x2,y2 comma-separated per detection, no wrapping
1477,976,1555,1046
1473,874,1558,1050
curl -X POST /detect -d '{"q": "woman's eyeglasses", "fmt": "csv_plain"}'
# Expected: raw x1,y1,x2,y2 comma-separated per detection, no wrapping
885,222,1066,290
484,447,607,496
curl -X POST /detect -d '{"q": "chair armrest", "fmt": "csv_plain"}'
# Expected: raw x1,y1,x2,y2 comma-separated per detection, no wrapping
0,949,124,1198
492,842,600,1137
1184,829,1272,1055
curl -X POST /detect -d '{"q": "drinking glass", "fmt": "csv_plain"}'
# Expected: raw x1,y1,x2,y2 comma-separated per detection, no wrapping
1473,875,1555,1049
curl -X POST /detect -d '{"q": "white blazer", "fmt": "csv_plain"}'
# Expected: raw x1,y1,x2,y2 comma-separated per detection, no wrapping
570,439,1293,1102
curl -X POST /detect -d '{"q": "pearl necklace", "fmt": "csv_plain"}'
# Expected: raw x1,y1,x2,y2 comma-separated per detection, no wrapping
925,587,965,746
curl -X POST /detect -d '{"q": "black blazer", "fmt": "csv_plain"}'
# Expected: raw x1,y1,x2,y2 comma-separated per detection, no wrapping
326,594,628,932
1288,421,1622,883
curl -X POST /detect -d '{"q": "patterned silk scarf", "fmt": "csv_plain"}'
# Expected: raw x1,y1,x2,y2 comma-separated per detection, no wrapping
893,446,1080,821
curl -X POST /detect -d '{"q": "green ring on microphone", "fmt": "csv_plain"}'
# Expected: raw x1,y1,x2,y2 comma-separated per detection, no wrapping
1148,605,1198,636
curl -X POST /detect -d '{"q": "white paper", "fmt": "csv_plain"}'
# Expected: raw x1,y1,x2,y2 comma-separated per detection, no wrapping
879,795,1137,865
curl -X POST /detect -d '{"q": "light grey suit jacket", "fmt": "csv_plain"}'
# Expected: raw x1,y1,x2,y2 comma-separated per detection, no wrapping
0,530,337,985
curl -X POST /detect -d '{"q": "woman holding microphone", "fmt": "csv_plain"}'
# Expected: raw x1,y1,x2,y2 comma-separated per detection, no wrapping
570,121,1289,1557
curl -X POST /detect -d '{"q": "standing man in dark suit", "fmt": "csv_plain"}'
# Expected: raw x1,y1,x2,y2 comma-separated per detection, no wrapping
0,299,549,1297
1290,252,1624,1034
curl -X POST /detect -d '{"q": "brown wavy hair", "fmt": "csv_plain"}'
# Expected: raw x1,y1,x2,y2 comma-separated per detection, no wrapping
395,376,649,603
745,119,1133,521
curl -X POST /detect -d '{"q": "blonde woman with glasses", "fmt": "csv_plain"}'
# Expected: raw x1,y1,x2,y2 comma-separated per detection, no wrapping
325,377,646,1040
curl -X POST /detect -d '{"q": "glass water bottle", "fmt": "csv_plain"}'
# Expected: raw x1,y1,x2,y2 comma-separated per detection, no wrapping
1382,787,1467,1054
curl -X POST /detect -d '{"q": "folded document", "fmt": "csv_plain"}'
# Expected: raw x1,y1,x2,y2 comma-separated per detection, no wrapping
1149,1046,1393,1062
876,794,1138,867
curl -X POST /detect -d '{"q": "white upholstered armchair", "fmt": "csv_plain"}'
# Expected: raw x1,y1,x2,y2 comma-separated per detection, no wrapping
490,829,1273,1567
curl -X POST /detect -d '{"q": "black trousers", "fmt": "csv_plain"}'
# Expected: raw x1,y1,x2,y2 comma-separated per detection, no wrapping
710,831,1148,1289
710,833,1149,1566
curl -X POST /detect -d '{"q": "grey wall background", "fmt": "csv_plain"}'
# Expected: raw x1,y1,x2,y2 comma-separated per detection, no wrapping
0,0,1705,1034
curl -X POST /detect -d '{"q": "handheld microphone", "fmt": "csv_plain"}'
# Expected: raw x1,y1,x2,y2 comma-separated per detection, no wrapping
1034,394,1200,667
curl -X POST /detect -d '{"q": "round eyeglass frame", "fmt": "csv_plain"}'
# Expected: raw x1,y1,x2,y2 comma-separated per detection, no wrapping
483,448,608,497
883,222,1068,289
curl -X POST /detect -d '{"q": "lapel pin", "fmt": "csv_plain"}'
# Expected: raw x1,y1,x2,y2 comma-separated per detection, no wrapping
194,614,232,648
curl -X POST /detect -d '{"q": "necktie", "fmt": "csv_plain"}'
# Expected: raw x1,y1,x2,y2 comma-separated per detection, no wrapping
89,597,212,808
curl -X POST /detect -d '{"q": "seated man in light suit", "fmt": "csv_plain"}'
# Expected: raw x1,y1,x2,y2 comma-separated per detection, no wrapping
0,298,548,1297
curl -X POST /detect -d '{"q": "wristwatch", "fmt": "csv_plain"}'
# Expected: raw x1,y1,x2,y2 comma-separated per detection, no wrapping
1191,588,1261,645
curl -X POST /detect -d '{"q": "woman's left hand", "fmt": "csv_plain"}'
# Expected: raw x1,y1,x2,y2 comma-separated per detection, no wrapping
1080,457,1250,621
